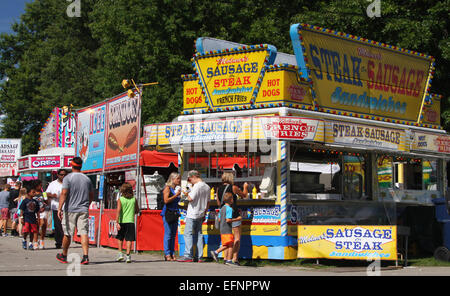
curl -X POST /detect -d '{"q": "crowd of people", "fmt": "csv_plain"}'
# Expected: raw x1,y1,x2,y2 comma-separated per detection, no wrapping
0,157,97,264
0,170,67,250
1,160,248,266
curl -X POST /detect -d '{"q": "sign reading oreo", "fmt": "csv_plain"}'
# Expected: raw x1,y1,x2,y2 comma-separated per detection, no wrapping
32,160,59,168
30,156,61,169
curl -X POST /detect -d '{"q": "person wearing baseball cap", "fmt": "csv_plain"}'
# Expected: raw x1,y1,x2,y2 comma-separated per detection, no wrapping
178,170,210,263
56,157,94,265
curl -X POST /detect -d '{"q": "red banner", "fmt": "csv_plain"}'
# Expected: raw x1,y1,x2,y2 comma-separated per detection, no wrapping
136,210,178,251
99,209,136,249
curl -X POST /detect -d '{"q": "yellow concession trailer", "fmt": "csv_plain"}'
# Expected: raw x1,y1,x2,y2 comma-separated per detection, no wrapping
143,24,449,261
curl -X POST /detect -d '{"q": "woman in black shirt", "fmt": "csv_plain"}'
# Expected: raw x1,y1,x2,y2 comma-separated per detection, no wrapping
216,172,249,266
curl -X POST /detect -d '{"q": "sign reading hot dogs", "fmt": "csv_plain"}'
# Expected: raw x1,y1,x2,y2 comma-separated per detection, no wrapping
104,91,141,170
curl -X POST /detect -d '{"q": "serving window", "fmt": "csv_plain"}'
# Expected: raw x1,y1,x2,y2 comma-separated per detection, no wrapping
393,157,439,191
377,154,443,204
184,143,276,198
289,144,369,201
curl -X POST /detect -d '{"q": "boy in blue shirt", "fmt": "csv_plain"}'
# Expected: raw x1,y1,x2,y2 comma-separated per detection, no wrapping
210,192,241,265
19,181,40,250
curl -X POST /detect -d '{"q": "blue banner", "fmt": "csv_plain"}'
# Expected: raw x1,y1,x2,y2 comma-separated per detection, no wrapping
76,103,106,172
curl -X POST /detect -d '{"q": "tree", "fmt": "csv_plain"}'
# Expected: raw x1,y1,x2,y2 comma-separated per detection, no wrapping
0,0,99,154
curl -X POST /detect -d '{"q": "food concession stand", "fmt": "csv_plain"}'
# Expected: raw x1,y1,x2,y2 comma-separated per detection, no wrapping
143,24,449,261
74,90,174,251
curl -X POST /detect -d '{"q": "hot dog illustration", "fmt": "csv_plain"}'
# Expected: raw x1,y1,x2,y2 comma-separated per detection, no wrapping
108,132,123,152
124,126,137,148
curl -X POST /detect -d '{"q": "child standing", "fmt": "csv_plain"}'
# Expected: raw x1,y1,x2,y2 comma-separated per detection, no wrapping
210,192,241,265
19,182,40,250
32,179,49,249
115,183,140,263
14,188,27,237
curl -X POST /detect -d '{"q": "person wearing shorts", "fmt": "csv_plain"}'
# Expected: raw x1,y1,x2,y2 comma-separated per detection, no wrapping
19,181,40,250
210,192,241,266
56,157,94,265
0,184,11,236
115,183,139,263
32,180,50,249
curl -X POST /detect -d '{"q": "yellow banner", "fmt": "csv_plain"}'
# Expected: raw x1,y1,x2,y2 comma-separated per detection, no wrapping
298,225,397,260
421,94,441,126
298,26,433,123
182,68,314,113
183,78,207,110
195,48,270,109
143,116,325,146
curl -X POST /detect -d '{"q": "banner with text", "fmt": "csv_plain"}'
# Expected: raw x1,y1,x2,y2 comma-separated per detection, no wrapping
298,225,397,260
411,132,450,154
256,116,324,142
291,24,433,123
144,116,325,147
325,121,407,151
194,46,273,110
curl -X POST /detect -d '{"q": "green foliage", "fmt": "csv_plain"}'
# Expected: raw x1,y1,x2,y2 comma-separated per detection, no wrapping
0,0,449,155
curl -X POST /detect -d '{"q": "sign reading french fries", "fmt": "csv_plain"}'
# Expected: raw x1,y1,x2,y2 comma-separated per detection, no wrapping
104,91,140,170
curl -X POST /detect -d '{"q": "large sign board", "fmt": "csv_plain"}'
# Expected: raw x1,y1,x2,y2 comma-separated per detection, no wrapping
76,102,107,172
104,92,140,170
0,139,21,163
291,24,434,124
193,45,276,110
298,225,397,260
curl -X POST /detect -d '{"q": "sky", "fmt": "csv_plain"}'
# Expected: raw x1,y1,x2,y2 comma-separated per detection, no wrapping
0,1,30,129
0,0,32,34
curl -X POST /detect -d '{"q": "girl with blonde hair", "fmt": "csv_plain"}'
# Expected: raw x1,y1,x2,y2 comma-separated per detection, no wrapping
15,188,28,236
161,172,181,261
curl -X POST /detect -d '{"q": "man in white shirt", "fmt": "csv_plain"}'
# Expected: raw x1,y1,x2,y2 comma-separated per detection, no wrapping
178,170,210,263
45,169,67,249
